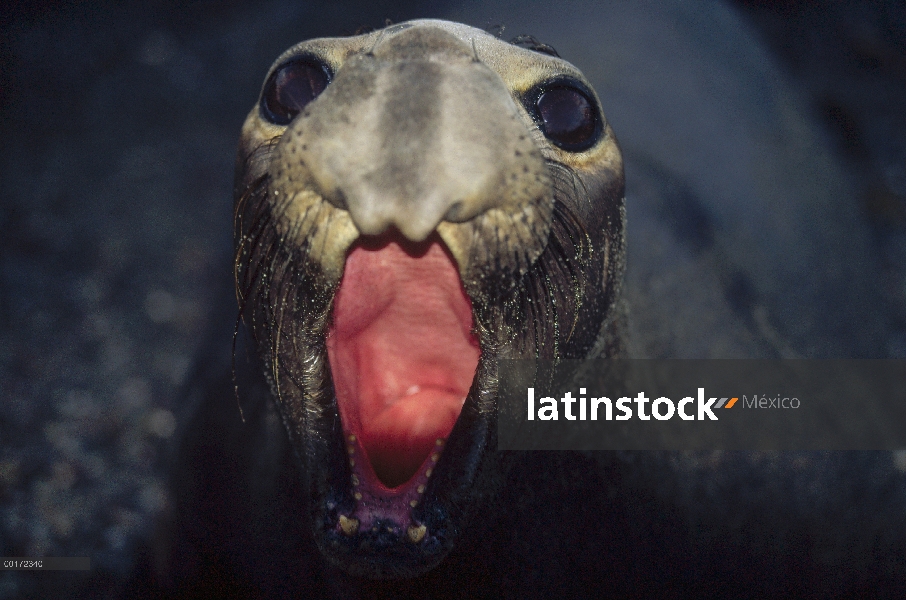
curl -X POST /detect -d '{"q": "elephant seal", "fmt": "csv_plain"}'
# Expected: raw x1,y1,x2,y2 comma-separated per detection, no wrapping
141,14,906,600
231,19,624,579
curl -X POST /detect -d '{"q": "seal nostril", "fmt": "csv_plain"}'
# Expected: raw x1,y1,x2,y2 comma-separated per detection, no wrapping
444,201,464,221
333,189,349,211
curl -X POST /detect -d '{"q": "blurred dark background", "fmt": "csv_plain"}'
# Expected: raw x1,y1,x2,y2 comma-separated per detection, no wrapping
1,0,904,597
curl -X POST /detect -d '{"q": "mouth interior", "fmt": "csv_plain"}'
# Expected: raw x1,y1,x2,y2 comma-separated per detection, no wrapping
327,234,480,490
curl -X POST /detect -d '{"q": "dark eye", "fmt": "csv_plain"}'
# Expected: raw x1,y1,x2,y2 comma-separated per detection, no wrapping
536,86,600,151
260,58,331,125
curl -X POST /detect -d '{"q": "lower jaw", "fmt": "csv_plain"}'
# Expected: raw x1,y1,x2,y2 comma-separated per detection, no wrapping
308,380,494,579
337,433,444,534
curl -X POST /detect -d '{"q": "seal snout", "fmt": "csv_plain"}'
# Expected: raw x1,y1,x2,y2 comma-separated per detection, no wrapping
275,25,549,243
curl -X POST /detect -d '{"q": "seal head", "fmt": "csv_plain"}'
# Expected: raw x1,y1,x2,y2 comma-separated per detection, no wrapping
233,19,624,578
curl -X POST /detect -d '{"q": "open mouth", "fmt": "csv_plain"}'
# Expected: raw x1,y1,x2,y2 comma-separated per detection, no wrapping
325,232,480,539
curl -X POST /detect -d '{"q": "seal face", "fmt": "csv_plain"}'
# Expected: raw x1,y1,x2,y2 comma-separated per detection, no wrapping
233,19,624,578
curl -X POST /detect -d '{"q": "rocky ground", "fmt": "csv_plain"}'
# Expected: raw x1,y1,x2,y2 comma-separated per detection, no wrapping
0,1,903,597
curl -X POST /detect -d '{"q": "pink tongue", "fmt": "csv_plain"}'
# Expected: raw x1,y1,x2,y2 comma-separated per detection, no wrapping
326,236,480,489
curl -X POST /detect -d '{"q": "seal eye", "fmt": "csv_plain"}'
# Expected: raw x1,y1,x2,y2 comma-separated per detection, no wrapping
260,58,331,125
536,86,599,151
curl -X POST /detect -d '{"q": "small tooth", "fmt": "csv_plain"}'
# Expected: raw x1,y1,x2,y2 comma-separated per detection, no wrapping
407,524,427,543
350,459,355,467
351,474,359,486
348,434,356,442
417,485,425,494
386,526,394,533
347,446,355,455
435,438,444,447
354,492,362,500
430,453,439,463
339,515,359,536
425,468,433,477
409,500,418,508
